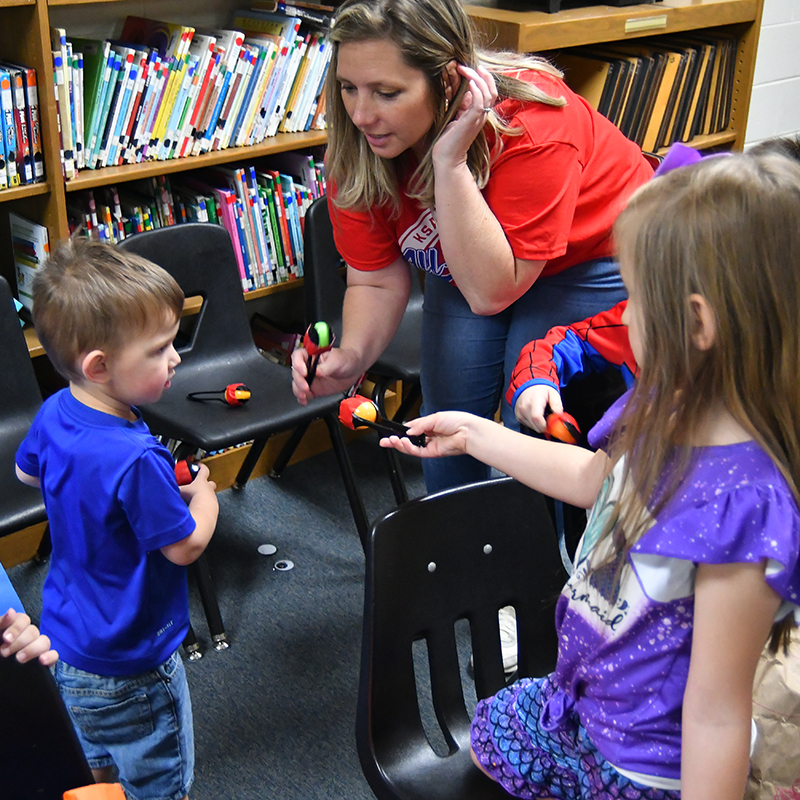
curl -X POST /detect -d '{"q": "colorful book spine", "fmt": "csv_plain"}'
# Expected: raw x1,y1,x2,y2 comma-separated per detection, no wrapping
0,68,20,187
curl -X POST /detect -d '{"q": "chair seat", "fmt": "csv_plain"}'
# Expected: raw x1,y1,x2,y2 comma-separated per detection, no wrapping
0,419,46,538
141,348,343,451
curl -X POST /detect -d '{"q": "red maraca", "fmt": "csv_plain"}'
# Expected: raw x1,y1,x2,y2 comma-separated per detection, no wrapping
174,459,201,485
187,383,251,406
338,395,426,447
545,411,581,445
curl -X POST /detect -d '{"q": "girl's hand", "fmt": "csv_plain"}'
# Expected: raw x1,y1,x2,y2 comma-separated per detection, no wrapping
379,411,474,458
515,385,563,433
432,65,498,170
0,609,59,666
291,346,364,405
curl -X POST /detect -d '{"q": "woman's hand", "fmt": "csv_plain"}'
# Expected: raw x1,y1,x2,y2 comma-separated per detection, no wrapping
432,64,498,169
515,385,563,433
291,346,365,405
379,411,475,458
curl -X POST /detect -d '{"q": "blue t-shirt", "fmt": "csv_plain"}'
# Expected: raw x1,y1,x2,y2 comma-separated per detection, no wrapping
15,389,196,675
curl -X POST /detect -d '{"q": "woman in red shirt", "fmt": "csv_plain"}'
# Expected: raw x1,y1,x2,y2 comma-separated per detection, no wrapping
291,0,652,493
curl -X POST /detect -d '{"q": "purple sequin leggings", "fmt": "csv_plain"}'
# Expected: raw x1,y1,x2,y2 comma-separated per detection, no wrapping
470,675,682,800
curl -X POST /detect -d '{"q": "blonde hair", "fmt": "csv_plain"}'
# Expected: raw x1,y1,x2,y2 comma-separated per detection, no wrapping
606,152,800,649
326,0,565,214
32,236,184,382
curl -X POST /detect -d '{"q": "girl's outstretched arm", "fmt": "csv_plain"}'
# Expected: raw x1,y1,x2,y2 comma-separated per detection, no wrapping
381,411,608,508
682,561,781,800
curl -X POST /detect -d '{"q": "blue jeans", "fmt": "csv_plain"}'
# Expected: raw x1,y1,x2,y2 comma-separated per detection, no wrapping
420,258,626,493
53,649,194,800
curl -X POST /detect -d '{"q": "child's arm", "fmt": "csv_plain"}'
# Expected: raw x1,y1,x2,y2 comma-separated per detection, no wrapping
15,464,40,489
681,561,781,800
381,411,608,508
159,463,219,566
0,608,58,666
507,301,637,432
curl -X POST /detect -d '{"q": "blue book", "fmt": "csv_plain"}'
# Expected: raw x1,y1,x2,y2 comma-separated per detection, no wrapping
228,45,266,146
88,52,122,167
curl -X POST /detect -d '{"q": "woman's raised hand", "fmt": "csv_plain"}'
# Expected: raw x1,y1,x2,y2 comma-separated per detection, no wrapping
432,64,498,169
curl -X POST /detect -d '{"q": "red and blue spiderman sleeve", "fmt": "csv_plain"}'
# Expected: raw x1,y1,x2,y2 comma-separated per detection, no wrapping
506,300,639,412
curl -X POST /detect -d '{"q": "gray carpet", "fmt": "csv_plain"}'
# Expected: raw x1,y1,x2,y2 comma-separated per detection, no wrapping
9,437,427,800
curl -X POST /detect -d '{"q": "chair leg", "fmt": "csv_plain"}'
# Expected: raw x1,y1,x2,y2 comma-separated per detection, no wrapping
183,624,203,661
323,413,370,548
34,523,51,563
269,421,312,478
384,449,409,506
191,552,229,651
234,436,270,489
391,382,421,424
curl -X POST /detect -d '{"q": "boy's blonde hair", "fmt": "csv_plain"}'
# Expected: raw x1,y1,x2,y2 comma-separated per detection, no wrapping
326,0,565,214
32,236,184,382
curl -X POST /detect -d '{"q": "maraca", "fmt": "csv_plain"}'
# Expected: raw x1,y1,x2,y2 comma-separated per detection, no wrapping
303,321,334,385
187,383,251,406
338,396,426,447
545,411,581,445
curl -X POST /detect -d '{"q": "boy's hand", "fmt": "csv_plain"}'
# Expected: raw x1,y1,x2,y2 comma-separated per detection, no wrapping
0,609,58,666
379,411,472,458
178,462,217,503
515,385,563,433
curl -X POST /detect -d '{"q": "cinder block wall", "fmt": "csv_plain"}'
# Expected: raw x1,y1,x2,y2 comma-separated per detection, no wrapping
745,0,800,145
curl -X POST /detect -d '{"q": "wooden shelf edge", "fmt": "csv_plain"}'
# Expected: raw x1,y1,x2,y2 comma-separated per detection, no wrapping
64,131,327,192
0,181,51,204
467,0,758,51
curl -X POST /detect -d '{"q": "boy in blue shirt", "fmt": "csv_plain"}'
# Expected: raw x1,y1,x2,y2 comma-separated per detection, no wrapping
15,237,219,800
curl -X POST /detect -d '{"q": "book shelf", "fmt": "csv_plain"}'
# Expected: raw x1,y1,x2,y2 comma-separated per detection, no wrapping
0,0,765,537
466,0,763,152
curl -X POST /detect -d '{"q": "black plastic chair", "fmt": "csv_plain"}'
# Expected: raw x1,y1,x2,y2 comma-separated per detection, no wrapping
275,195,423,504
357,476,567,800
117,224,369,649
0,276,48,545
1,652,96,799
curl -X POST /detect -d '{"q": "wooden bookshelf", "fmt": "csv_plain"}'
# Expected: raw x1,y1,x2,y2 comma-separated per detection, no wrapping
466,0,764,150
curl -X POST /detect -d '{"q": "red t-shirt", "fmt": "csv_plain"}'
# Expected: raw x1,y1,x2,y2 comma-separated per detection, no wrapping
330,69,653,281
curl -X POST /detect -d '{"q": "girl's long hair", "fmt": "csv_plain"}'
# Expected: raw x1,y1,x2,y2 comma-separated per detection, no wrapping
606,152,800,651
325,0,565,214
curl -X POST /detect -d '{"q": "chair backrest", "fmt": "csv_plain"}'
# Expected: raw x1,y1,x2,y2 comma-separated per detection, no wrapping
0,275,46,537
303,196,422,382
117,224,256,364
1,654,95,799
357,477,567,800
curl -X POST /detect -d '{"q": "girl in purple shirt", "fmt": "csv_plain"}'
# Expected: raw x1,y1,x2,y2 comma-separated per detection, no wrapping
381,151,800,799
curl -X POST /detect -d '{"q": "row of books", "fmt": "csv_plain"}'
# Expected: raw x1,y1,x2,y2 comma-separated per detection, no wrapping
52,7,332,178
0,62,44,190
560,32,738,153
67,150,326,291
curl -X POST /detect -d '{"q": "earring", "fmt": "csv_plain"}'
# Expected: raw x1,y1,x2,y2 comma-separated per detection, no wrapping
444,97,450,113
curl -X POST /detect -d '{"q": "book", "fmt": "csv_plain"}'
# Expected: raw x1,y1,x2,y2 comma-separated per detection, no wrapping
51,27,75,177
2,64,33,184
86,49,122,168
70,38,110,164
0,68,20,187
117,46,153,164
91,50,126,168
3,62,44,182
100,43,137,167
9,212,49,311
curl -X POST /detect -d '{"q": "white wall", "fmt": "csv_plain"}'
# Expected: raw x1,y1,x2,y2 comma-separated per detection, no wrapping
745,0,800,145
